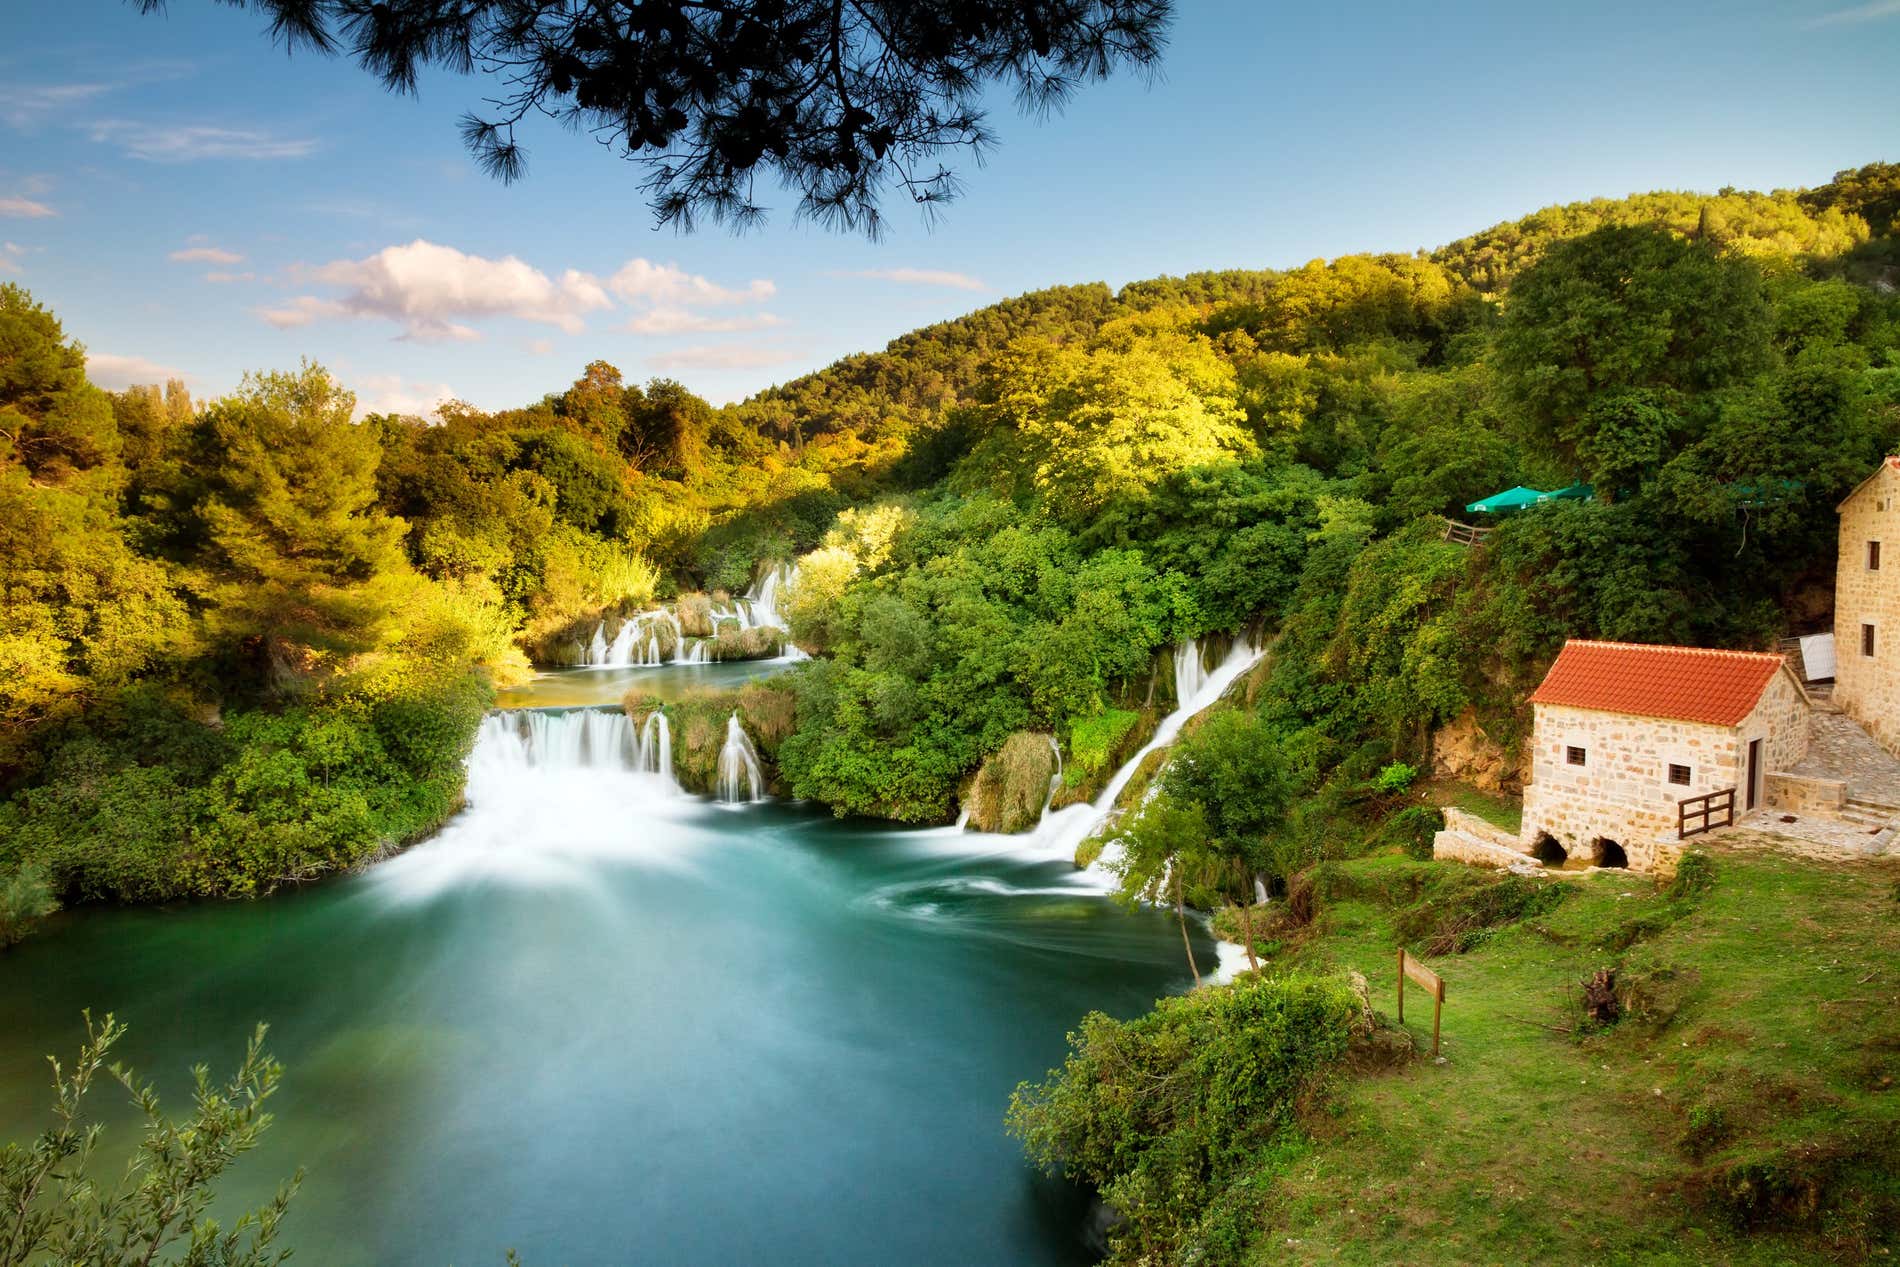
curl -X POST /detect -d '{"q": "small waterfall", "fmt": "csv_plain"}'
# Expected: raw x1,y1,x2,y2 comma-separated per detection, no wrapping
678,638,710,665
472,708,640,772
638,711,674,785
1000,634,1266,872
575,609,680,668
748,563,795,633
1173,639,1209,706
715,712,765,804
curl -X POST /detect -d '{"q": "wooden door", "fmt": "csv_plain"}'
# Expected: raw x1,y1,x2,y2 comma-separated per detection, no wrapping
1746,738,1761,810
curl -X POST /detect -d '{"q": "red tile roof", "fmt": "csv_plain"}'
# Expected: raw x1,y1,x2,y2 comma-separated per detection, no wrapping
1527,640,1791,727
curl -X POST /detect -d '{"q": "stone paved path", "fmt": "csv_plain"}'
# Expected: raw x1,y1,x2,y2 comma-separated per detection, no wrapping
1785,710,1900,807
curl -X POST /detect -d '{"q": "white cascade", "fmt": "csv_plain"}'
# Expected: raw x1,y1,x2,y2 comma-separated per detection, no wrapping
748,563,795,633
638,711,675,786
371,706,688,900
715,712,765,804
1010,634,1268,873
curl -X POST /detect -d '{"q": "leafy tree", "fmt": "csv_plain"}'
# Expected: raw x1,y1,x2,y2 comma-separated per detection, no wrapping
165,364,417,686
1801,161,1900,238
149,0,1173,234
1494,225,1773,486
0,285,118,485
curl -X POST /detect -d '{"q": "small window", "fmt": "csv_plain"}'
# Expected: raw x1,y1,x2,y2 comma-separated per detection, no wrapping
1668,763,1692,786
1566,745,1587,767
1865,624,1878,658
1872,541,1883,571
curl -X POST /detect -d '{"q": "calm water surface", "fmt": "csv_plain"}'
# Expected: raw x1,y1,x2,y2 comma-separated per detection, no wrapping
0,668,1204,1265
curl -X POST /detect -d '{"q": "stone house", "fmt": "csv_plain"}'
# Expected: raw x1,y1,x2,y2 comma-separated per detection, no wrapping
1834,456,1900,759
1516,640,1810,873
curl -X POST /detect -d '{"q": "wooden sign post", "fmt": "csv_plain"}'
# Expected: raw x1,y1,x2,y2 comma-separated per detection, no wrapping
1396,949,1447,1058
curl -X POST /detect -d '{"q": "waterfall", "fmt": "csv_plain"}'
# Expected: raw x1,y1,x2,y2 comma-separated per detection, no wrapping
575,609,681,669
715,712,764,804
1008,634,1267,871
1174,639,1209,706
466,707,686,788
748,563,795,633
639,711,674,784
678,638,710,665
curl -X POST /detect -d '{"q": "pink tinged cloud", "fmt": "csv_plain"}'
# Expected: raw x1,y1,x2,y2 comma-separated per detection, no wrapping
622,308,785,335
87,352,188,389
0,196,56,218
268,239,613,340
170,245,243,264
609,259,775,306
848,267,985,291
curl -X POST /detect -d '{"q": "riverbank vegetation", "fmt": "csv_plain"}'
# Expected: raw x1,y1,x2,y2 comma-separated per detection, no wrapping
1015,844,1900,1264
4,164,1899,946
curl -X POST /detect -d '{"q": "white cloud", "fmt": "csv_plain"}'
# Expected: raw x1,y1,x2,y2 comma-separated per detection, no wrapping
847,267,986,292
1807,0,1900,22
608,259,775,307
526,337,556,355
0,242,22,273
265,240,612,340
622,308,785,335
1,83,109,129
648,343,797,371
170,245,243,264
87,351,187,389
87,121,319,162
203,270,257,284
350,373,459,420
0,195,55,218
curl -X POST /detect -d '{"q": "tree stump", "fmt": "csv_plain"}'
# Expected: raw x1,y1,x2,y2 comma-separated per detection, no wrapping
1581,969,1619,1024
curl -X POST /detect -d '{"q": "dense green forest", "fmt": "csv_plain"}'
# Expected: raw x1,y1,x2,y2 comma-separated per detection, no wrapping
4,164,1899,951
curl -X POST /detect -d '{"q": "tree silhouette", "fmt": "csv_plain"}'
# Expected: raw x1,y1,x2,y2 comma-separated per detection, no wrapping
135,0,1173,235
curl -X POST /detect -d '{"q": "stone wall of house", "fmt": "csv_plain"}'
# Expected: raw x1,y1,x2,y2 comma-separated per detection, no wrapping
1836,461,1900,759
1766,771,1847,816
1742,669,1812,778
1520,704,1743,872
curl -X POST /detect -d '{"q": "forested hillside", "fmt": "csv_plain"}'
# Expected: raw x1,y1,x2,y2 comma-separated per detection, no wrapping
4,163,1898,946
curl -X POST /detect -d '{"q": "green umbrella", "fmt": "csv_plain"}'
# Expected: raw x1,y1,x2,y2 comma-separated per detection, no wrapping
1543,482,1595,501
1464,485,1548,514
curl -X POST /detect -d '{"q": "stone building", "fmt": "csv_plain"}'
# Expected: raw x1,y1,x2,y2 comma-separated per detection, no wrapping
1516,641,1811,873
1834,456,1900,759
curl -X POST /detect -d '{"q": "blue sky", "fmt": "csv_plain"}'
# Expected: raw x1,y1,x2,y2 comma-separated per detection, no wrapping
2,0,1896,414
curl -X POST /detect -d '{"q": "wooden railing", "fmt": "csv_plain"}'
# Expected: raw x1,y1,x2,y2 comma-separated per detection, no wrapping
1441,520,1495,547
1678,787,1736,839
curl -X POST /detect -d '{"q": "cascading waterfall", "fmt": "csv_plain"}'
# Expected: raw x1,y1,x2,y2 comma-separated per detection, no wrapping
748,563,794,632
470,707,685,778
575,610,681,669
638,711,673,782
986,634,1267,878
715,712,765,804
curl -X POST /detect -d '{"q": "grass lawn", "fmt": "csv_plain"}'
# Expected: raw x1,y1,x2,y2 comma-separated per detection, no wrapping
1249,837,1900,1264
1418,778,1525,836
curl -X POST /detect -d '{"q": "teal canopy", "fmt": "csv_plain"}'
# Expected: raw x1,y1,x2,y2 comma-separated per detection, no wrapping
1465,483,1595,514
1465,485,1548,514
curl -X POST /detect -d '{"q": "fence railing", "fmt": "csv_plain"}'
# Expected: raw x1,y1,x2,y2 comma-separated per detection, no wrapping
1441,520,1495,547
1678,787,1736,839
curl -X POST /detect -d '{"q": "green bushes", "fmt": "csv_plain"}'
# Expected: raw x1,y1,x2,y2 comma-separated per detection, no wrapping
0,865,56,949
1007,972,1360,1265
0,671,489,902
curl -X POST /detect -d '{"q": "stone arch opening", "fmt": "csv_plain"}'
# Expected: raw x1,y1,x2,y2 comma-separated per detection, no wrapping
1531,833,1568,866
1595,839,1629,869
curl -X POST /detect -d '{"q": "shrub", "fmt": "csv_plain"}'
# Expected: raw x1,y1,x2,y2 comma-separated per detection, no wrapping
0,865,56,949
1667,850,1716,902
1007,972,1359,1265
1373,760,1419,794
